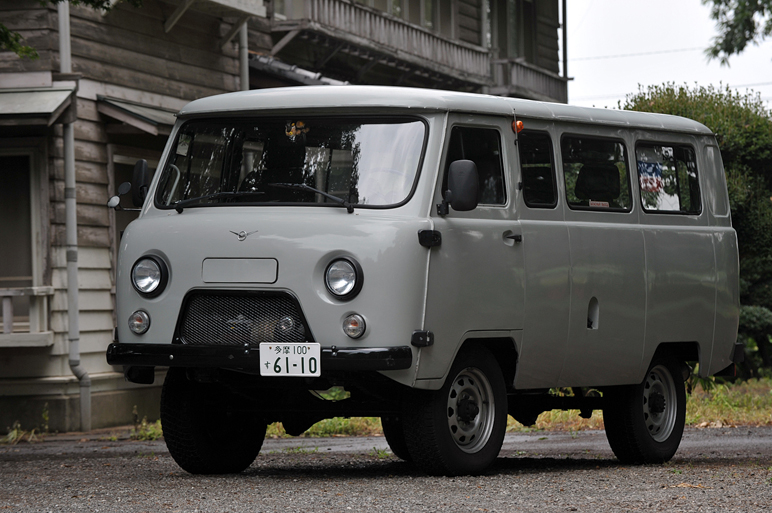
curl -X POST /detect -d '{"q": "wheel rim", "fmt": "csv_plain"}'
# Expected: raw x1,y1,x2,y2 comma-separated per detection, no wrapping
446,366,495,454
642,364,677,443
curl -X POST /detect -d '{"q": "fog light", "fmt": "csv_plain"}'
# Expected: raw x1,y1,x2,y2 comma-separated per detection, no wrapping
129,310,150,335
343,314,365,339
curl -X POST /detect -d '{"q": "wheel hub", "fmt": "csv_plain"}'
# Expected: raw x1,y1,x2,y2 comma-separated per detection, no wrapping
446,367,496,454
648,391,666,414
457,396,480,423
642,364,678,443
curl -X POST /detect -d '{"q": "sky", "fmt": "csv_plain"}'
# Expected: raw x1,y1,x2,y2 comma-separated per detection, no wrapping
563,0,772,110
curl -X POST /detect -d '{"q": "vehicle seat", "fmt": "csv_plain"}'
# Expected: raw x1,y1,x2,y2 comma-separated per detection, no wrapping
574,163,620,204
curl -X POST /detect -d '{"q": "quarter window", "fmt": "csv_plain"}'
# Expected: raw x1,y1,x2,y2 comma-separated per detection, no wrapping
443,126,506,205
636,143,701,214
561,136,632,211
518,130,557,208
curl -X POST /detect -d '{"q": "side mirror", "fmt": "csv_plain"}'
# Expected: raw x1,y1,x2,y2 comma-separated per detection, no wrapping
443,159,479,213
132,159,150,207
107,182,138,211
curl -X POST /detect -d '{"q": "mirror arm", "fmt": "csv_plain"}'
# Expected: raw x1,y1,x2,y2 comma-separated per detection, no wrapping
437,190,453,217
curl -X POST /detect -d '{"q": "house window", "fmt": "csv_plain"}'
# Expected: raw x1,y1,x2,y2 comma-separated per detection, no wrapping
0,156,33,322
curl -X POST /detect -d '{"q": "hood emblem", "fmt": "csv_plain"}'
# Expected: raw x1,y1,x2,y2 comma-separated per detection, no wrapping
230,230,258,241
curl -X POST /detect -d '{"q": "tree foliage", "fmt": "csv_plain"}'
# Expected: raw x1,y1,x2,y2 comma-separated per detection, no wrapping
623,83,772,377
703,0,772,64
0,0,143,59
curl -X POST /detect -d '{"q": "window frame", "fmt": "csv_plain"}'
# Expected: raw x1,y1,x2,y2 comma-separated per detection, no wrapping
153,115,430,212
517,129,558,209
634,141,703,216
441,124,508,208
560,133,633,213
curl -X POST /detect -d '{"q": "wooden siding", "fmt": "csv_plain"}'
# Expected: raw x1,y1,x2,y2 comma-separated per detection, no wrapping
456,0,482,47
534,0,559,74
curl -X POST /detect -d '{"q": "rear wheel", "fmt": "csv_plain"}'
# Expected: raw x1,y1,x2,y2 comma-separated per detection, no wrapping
603,357,686,464
381,416,411,461
402,348,507,475
161,368,266,474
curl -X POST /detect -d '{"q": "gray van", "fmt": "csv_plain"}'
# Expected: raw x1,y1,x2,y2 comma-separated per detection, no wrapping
106,86,741,476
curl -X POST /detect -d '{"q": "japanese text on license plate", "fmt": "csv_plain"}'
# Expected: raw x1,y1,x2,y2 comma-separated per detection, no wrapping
259,343,321,377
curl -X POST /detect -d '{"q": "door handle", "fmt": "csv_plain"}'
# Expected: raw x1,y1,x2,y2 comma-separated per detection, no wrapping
507,234,523,243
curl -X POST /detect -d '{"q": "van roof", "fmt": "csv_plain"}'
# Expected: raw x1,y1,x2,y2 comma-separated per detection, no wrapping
178,86,713,135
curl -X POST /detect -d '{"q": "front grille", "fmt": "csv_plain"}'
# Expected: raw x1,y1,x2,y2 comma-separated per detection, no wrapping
179,292,310,346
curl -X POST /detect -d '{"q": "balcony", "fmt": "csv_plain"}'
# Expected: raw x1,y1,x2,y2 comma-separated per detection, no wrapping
0,286,54,348
270,0,491,89
489,58,568,104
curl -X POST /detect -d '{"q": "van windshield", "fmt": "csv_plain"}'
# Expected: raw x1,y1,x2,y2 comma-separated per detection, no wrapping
155,117,426,210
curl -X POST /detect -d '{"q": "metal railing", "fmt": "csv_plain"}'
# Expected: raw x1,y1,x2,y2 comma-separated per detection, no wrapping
1,286,54,335
274,0,491,83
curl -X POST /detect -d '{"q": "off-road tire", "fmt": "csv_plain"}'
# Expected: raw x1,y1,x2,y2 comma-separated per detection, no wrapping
603,357,686,464
161,367,266,474
381,415,412,461
402,348,507,476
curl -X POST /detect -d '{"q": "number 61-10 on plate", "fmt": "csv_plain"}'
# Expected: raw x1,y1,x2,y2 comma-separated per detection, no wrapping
259,343,321,377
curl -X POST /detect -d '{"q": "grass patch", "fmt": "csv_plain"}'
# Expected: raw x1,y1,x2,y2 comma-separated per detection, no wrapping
266,417,383,438
130,418,163,441
0,421,39,445
686,378,772,427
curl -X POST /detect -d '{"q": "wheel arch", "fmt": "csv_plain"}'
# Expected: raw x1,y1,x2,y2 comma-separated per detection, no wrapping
457,335,518,390
646,341,700,381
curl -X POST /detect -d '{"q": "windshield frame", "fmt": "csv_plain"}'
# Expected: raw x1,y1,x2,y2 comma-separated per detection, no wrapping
153,114,430,212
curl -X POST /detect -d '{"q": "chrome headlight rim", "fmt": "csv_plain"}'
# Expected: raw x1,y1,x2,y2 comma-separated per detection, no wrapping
131,255,169,298
324,257,364,301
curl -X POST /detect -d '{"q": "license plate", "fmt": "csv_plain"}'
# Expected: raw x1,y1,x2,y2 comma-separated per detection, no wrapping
259,343,321,377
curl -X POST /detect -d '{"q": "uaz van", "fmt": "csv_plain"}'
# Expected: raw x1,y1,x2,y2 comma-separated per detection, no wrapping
107,86,741,476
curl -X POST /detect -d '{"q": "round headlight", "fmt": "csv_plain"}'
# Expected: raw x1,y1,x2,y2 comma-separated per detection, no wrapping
131,256,168,297
129,310,150,334
325,258,363,300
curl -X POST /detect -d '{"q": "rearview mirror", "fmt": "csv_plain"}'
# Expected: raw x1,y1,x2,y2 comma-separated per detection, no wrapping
446,160,479,212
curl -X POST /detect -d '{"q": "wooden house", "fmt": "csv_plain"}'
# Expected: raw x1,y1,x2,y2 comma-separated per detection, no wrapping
0,0,567,432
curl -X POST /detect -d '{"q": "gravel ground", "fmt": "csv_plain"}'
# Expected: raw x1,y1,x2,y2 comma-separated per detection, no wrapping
1,427,771,512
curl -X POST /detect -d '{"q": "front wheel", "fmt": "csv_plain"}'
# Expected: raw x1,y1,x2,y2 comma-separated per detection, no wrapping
603,357,686,464
402,348,507,476
161,368,266,474
381,416,411,461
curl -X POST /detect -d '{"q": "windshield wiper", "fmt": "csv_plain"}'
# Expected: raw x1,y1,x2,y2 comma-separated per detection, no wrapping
174,191,265,213
267,183,354,214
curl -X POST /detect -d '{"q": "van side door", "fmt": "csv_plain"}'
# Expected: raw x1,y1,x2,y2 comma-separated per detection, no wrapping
557,131,647,387
418,115,525,383
514,127,572,389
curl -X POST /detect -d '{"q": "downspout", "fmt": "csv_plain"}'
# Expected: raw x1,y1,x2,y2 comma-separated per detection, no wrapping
59,1,91,432
239,22,249,91
562,0,568,79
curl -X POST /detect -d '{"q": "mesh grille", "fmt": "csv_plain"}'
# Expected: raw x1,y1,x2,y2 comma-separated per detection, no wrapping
180,293,308,346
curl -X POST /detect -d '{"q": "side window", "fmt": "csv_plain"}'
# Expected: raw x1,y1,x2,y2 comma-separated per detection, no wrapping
561,136,632,211
518,130,557,208
636,143,701,214
443,126,506,205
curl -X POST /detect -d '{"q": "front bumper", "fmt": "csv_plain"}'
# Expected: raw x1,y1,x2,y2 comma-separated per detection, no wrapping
106,343,413,372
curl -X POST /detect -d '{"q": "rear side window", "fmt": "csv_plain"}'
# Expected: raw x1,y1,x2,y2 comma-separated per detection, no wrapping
561,136,632,211
443,126,506,205
636,143,701,214
518,130,557,208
